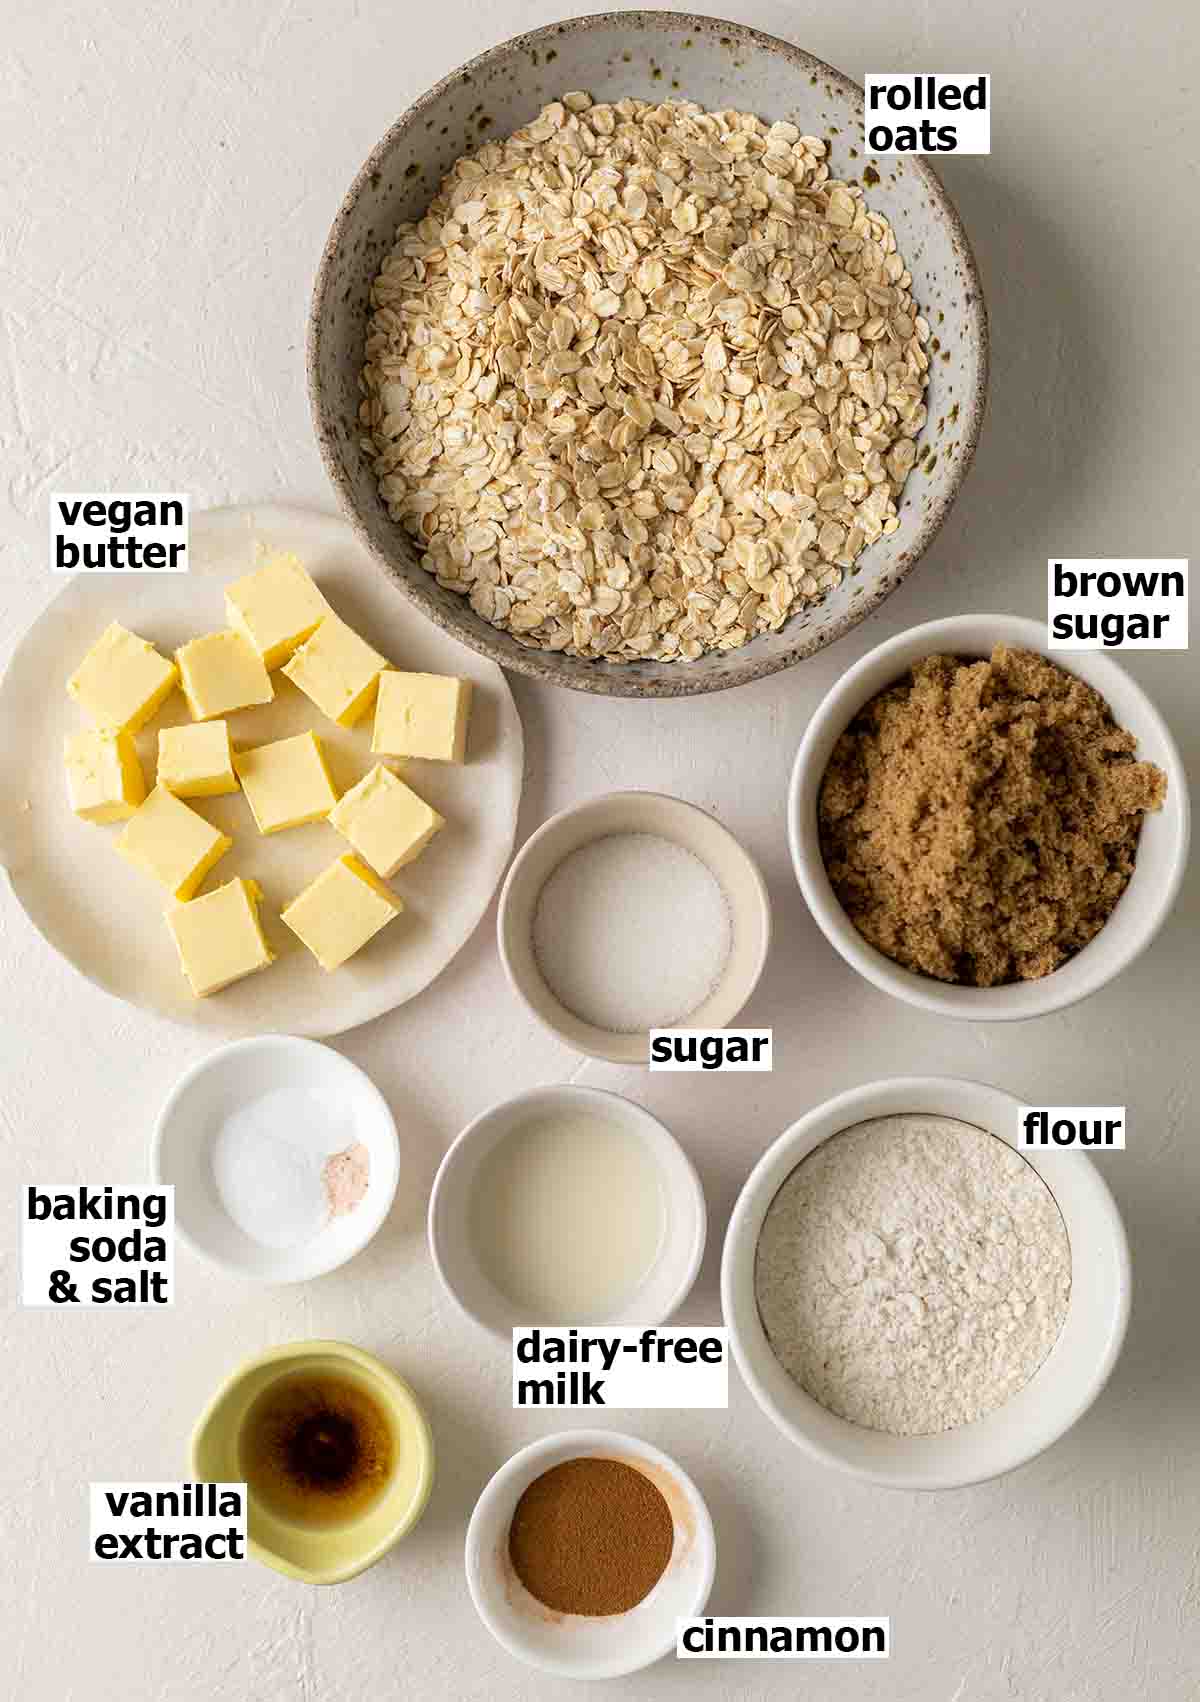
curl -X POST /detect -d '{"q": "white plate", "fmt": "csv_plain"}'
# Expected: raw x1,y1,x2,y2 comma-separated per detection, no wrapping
0,504,523,1038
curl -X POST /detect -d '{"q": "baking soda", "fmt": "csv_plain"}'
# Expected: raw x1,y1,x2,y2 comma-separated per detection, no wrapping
212,1088,369,1250
531,832,732,1033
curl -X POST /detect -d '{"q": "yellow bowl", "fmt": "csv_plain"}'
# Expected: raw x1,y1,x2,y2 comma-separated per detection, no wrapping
189,1338,434,1584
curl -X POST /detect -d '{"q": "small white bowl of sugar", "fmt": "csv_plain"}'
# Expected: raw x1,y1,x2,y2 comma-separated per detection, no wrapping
153,1035,400,1282
498,790,771,1065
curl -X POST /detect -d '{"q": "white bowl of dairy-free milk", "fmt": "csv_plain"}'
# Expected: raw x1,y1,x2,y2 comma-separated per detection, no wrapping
429,1085,706,1341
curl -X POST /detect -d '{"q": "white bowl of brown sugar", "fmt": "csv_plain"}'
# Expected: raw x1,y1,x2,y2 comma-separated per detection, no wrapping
789,613,1189,1020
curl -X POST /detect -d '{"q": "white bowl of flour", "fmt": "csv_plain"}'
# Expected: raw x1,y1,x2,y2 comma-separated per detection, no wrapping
722,1077,1130,1489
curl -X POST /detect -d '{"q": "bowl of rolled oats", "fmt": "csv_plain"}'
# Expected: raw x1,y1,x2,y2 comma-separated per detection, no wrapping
309,13,988,696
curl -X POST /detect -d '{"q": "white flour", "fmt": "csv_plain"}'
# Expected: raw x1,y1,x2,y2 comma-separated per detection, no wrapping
754,1114,1072,1436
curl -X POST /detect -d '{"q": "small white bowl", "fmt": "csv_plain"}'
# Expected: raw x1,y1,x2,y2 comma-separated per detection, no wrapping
465,1428,715,1680
152,1035,400,1282
722,1076,1131,1490
428,1084,706,1342
789,614,1189,1020
498,790,771,1064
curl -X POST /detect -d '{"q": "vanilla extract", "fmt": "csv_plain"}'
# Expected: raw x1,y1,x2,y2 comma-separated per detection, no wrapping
239,1369,394,1528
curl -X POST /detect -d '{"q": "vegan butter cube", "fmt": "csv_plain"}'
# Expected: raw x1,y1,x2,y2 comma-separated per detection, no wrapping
234,731,339,835
64,727,146,823
329,762,444,878
281,615,387,728
281,853,402,971
115,785,231,900
176,630,273,721
224,552,330,669
373,671,472,763
166,877,275,997
157,721,238,797
66,622,178,733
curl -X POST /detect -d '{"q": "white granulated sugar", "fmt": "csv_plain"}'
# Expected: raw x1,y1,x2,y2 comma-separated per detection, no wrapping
532,831,732,1033
754,1114,1072,1436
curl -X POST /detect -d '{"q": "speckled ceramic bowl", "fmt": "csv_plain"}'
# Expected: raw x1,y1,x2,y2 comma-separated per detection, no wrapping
309,13,988,697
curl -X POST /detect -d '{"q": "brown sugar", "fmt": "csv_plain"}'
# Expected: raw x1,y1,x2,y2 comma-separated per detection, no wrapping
507,1456,674,1616
818,645,1167,986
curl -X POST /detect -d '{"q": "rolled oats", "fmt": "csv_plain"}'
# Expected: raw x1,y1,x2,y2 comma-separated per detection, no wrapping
360,95,929,664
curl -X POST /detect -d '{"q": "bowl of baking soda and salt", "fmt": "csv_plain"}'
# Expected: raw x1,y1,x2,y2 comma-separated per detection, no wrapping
722,1076,1130,1489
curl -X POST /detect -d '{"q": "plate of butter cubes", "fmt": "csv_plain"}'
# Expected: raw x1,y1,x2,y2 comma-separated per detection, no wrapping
0,504,523,1037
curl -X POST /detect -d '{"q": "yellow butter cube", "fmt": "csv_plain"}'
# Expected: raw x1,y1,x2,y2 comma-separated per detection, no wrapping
234,731,339,834
66,622,178,733
281,853,402,970
372,671,472,763
115,785,232,900
157,721,238,797
329,762,444,878
64,727,146,823
281,615,387,728
166,877,275,997
176,630,273,721
224,552,330,669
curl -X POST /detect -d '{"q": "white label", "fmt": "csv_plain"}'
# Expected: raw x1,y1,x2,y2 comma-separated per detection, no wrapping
649,1028,772,1072
1019,1107,1125,1150
21,1185,175,1307
513,1327,728,1409
50,491,189,572
1047,558,1187,649
678,1617,890,1660
90,1482,246,1562
865,74,990,154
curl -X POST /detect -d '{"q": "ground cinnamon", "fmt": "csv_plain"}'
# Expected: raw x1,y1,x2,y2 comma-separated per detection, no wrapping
507,1456,674,1616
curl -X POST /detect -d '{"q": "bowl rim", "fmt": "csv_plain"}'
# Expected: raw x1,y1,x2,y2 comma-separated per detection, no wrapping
496,788,773,1064
150,1033,401,1282
464,1426,716,1678
788,612,1191,1019
720,1075,1133,1489
306,10,990,698
187,1336,436,1584
427,1081,708,1343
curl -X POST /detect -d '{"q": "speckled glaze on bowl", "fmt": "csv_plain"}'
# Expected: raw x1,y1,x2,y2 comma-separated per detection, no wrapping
309,12,989,698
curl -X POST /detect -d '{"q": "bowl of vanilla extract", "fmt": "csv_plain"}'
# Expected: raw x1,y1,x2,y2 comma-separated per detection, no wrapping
190,1338,434,1584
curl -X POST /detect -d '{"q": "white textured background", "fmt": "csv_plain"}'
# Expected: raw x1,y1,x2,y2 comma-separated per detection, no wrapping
2,2,1198,1697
